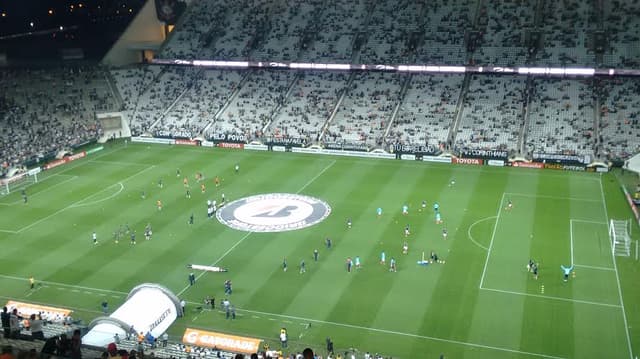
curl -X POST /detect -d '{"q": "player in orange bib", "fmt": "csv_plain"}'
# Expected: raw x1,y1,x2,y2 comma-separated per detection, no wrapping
183,177,189,188
201,183,206,193
214,176,220,187
156,200,162,211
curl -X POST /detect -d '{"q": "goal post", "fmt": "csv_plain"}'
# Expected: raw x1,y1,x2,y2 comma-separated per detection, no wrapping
610,219,631,257
0,169,39,195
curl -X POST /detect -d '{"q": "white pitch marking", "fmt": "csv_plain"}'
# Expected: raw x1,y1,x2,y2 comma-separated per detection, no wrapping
478,193,505,288
238,307,567,359
0,274,127,295
467,216,495,251
14,165,155,233
574,264,615,271
598,175,633,359
505,192,601,202
480,287,621,308
176,160,336,297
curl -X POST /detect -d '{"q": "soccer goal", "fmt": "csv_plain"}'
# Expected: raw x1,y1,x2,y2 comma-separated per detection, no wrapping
610,219,632,257
0,171,38,196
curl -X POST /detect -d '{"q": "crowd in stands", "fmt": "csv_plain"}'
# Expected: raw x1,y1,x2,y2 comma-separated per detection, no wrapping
0,66,112,170
388,74,462,150
526,78,595,156
5,0,640,177
599,78,640,159
266,72,347,142
455,75,525,153
326,72,403,147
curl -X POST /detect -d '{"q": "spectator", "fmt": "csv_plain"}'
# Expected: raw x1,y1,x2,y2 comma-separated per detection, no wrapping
28,314,44,340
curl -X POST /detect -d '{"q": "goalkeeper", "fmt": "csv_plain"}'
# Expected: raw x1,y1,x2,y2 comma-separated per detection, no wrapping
560,264,574,282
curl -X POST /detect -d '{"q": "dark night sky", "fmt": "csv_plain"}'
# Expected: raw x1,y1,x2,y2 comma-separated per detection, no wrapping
0,0,145,60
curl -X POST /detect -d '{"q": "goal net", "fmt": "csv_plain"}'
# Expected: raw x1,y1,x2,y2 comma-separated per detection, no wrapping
0,170,39,196
610,219,631,257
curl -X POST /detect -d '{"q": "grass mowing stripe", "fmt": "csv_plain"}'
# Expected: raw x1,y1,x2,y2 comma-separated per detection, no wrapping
479,192,505,288
599,174,633,359
14,165,155,233
231,308,569,359
176,159,336,297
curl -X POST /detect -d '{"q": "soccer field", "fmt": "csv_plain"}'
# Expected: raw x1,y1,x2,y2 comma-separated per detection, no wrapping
0,142,638,359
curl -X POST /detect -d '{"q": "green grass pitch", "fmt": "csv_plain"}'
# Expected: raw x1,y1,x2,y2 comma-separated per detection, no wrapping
1,142,639,359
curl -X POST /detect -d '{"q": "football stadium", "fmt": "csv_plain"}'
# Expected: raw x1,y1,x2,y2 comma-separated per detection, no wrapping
1,1,640,359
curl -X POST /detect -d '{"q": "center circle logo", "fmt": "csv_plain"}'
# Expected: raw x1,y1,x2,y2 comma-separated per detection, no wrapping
216,193,331,232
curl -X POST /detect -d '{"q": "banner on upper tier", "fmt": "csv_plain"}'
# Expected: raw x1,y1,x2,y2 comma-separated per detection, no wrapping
459,149,508,160
208,133,247,144
532,152,590,164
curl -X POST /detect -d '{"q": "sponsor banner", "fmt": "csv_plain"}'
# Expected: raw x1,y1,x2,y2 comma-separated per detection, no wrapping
132,136,175,145
183,328,261,354
512,161,543,169
67,151,86,162
596,167,609,173
324,142,368,152
452,157,483,165
460,149,508,160
43,151,86,170
44,159,66,170
533,152,588,164
27,167,41,176
218,142,244,150
400,154,416,161
423,156,451,163
621,186,640,224
290,147,395,159
86,146,104,155
175,139,200,146
202,141,214,148
244,144,268,151
392,143,439,155
209,133,247,144
488,159,505,167
266,137,306,147
272,145,286,152
543,163,589,172
6,301,72,321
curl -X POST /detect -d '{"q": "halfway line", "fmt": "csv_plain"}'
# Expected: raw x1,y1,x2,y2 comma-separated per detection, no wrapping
176,160,336,297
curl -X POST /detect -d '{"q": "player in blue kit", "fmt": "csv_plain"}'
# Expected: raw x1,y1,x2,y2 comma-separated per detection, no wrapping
402,204,408,215
377,207,382,217
433,202,439,212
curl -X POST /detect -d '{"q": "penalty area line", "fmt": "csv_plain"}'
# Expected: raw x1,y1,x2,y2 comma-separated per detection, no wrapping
467,216,495,251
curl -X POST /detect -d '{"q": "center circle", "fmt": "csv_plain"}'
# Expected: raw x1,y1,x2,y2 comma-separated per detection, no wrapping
217,193,331,232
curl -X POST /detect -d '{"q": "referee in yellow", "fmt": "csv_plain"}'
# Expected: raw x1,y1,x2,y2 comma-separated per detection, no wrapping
29,276,34,289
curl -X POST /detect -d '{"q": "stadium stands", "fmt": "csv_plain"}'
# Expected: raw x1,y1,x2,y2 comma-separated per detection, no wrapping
267,72,348,142
526,78,595,156
600,78,640,159
326,72,404,147
455,75,525,153
0,66,115,167
389,74,463,149
210,69,295,141
5,0,640,178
